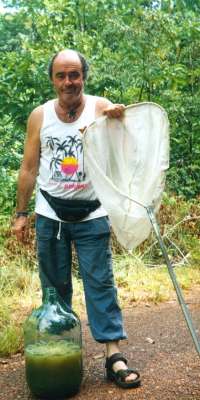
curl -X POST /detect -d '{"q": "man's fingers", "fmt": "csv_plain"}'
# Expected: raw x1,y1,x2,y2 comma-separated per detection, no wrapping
16,230,25,242
103,104,125,119
12,216,29,243
107,109,123,118
12,226,25,242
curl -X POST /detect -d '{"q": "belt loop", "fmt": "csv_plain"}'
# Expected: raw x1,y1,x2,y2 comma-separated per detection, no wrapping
57,221,62,240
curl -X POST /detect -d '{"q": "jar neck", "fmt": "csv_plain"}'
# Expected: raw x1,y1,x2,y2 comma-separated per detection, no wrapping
43,287,60,304
42,287,74,314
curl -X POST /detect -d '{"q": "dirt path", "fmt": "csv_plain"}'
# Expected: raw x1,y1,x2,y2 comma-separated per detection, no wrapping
0,294,200,400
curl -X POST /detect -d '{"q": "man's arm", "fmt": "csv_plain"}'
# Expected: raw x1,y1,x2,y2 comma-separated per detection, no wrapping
13,106,43,241
95,97,125,119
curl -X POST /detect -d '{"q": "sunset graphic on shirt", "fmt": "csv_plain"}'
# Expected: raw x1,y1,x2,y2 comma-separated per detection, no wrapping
61,156,79,175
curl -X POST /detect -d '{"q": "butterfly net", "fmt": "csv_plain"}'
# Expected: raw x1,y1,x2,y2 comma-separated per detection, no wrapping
83,102,169,250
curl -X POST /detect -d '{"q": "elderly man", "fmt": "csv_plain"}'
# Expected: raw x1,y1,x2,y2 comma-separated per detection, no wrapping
13,49,140,389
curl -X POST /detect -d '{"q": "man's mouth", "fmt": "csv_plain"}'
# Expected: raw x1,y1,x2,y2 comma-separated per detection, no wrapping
63,89,74,94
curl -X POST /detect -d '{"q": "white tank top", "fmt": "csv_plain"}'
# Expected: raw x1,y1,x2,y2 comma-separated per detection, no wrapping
35,95,107,221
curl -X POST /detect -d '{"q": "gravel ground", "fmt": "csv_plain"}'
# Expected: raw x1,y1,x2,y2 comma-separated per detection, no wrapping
0,292,200,400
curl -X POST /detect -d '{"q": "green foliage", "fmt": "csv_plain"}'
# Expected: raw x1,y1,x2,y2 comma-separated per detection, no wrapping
0,0,200,214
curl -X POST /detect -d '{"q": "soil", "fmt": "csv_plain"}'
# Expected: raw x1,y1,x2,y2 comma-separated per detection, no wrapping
0,292,200,400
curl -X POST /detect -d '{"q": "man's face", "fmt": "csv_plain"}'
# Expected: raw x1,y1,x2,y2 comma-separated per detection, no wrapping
52,53,84,105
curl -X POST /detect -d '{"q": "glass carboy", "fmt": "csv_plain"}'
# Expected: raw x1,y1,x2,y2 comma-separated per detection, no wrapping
24,287,83,399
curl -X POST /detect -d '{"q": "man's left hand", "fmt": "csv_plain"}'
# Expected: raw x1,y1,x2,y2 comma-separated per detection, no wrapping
103,104,125,119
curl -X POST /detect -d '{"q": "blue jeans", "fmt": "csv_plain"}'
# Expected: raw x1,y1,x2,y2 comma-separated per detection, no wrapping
35,214,127,343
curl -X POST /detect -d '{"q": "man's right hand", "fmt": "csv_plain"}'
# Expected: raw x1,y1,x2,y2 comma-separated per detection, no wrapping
12,216,29,242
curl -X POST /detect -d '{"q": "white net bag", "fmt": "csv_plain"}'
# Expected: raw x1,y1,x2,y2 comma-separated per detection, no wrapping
83,102,169,250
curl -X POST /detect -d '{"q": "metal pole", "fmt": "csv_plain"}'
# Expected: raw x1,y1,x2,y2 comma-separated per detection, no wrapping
146,205,200,356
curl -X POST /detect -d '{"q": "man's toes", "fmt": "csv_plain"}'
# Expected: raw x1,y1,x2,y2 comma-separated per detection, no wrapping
125,372,138,382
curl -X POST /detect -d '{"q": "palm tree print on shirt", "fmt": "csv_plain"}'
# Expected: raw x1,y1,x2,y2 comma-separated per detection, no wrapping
46,133,86,182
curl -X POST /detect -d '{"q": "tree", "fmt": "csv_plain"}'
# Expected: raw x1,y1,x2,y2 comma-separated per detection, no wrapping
0,0,199,214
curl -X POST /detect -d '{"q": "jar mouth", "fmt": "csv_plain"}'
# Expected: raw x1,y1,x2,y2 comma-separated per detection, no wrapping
43,287,60,303
48,287,57,294
44,287,57,295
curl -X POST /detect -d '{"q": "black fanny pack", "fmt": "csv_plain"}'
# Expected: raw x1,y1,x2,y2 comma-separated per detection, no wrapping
40,189,101,222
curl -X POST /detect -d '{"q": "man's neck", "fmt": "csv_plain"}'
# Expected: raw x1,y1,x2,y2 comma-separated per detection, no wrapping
57,94,86,122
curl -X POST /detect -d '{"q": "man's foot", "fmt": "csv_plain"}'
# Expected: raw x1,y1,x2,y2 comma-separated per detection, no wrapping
105,353,141,389
112,359,138,382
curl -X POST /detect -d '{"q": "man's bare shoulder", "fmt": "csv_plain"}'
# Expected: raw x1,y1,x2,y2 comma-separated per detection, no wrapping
27,105,44,132
28,105,43,121
95,96,112,118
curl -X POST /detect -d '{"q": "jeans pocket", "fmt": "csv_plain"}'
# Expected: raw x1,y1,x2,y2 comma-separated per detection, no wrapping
91,216,111,236
35,214,55,240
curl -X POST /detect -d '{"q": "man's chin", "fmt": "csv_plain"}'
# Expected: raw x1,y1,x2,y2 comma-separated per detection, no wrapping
61,91,81,103
62,91,74,98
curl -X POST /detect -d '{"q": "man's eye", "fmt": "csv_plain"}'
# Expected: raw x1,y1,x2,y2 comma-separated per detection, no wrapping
57,73,65,79
69,72,80,80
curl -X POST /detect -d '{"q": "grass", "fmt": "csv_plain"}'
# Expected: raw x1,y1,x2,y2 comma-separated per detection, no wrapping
0,249,40,356
114,254,200,305
0,194,199,356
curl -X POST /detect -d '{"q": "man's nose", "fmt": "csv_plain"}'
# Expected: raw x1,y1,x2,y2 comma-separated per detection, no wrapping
64,75,71,85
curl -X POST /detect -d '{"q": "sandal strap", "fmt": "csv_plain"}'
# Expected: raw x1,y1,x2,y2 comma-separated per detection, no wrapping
116,368,140,380
105,352,128,369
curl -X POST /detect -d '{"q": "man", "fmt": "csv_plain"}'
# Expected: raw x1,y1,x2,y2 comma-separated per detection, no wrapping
13,49,140,389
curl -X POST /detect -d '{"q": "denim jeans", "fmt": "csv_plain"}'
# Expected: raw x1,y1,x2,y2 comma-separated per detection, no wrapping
35,214,127,343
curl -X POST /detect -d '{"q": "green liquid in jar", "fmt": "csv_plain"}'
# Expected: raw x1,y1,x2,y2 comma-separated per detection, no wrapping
25,340,82,399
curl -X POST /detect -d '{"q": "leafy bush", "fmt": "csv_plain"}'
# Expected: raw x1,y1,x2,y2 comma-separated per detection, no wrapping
0,1,200,215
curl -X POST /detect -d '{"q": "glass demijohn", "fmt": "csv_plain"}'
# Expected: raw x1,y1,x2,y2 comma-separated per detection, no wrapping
24,287,83,399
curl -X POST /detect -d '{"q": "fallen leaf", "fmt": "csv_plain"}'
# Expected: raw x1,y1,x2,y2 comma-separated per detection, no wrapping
145,337,155,344
93,352,105,360
0,359,8,364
